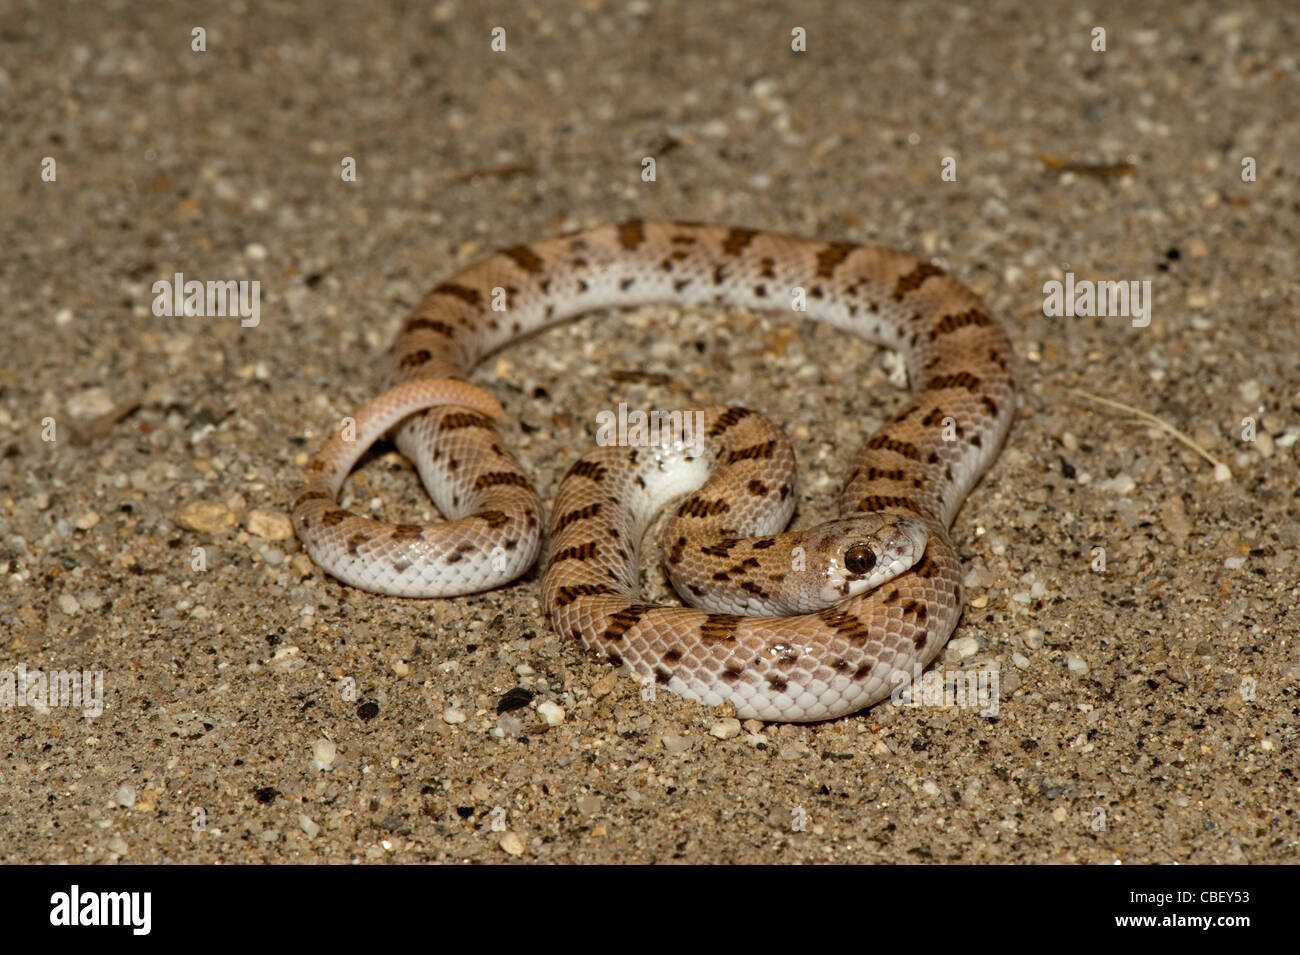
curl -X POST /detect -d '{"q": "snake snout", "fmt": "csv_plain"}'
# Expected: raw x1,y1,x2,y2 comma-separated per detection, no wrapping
886,517,930,568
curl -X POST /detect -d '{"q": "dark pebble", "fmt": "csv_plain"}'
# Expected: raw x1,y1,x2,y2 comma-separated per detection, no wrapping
497,687,535,714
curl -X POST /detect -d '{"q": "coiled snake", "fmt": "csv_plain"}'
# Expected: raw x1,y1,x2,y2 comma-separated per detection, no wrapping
293,221,1015,721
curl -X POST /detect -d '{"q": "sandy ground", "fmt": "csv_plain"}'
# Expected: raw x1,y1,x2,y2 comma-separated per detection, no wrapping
1,0,1296,864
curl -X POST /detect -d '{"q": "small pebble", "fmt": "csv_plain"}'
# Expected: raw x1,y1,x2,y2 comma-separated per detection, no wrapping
1012,652,1030,670
114,784,136,808
947,636,979,659
1067,656,1089,674
299,814,321,838
311,738,338,769
536,701,566,725
1099,474,1136,495
177,501,237,533
499,831,525,856
73,511,101,530
66,386,115,419
590,671,619,698
246,509,294,540
660,733,691,753
710,718,742,740
57,594,81,615
442,708,467,725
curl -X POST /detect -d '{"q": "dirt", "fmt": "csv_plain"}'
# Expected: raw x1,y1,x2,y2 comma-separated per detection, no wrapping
1,0,1295,863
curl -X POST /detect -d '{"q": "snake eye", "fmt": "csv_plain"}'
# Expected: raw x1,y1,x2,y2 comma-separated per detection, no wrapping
844,543,877,575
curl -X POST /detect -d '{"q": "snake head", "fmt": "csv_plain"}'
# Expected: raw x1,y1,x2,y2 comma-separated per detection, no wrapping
800,513,929,610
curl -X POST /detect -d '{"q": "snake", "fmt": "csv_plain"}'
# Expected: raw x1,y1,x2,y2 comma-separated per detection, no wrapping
292,220,1015,721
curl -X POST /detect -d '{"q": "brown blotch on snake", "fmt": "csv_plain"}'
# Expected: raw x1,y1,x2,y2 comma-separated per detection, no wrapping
602,604,652,643
726,440,777,462
473,471,530,490
551,541,599,563
404,317,457,337
708,407,753,435
566,460,608,482
721,227,758,257
433,282,483,307
438,412,495,431
890,262,945,300
553,583,617,607
865,434,922,460
854,495,931,518
677,497,731,518
699,614,743,643
617,219,646,250
478,510,512,529
292,490,330,510
502,245,545,274
815,241,859,278
398,349,432,370
927,372,983,392
554,502,601,531
817,608,874,646
930,309,994,340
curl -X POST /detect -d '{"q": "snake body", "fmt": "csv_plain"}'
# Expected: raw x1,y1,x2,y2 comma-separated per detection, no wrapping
293,221,1015,721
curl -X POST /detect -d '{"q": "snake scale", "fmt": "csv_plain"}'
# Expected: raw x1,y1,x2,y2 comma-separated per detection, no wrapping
293,220,1015,721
